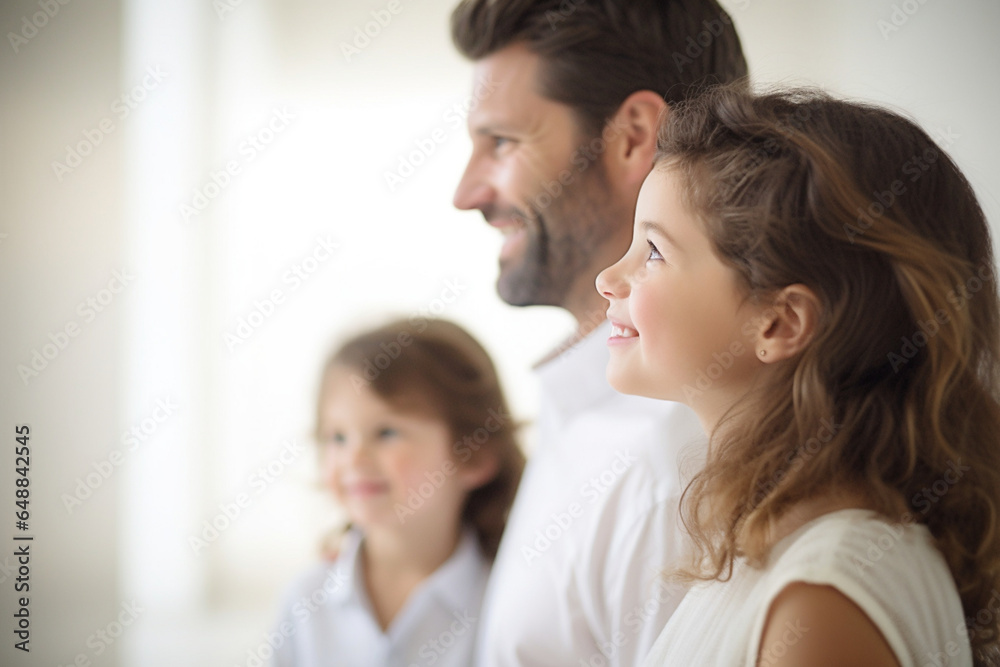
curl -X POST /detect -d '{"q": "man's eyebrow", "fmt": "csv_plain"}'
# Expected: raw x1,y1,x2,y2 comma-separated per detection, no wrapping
474,123,516,136
640,220,683,251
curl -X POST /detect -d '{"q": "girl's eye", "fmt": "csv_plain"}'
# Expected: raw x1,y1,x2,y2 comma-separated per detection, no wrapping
320,431,347,447
377,427,399,440
646,240,663,262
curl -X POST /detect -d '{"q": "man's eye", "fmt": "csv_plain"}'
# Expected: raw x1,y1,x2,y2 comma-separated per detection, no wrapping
493,136,511,151
646,240,663,261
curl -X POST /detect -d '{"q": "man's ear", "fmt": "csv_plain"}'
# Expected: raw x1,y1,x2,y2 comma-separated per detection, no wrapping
459,453,499,492
602,90,667,190
755,285,822,362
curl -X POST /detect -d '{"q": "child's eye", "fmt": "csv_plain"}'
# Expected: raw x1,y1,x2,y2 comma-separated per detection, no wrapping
320,431,347,447
646,240,663,262
377,427,399,440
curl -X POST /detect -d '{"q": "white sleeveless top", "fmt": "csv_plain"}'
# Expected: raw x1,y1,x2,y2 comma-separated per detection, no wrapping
641,509,972,667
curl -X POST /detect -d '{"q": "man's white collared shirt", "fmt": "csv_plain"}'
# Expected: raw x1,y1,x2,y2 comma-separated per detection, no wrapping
474,321,706,667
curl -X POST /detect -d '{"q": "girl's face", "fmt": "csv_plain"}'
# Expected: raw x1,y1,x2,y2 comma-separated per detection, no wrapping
316,368,471,533
596,167,764,429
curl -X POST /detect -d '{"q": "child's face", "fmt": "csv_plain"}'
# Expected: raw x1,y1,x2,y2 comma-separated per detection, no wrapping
316,368,470,533
596,167,764,428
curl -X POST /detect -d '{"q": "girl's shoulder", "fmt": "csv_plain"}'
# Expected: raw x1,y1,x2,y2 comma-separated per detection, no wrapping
754,509,971,667
763,508,961,616
770,508,936,573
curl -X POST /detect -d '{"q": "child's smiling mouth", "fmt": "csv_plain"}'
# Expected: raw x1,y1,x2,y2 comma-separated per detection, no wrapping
607,316,639,344
610,323,638,338
344,480,390,497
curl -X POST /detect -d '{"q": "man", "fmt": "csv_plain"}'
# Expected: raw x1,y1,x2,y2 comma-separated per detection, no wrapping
450,1,747,665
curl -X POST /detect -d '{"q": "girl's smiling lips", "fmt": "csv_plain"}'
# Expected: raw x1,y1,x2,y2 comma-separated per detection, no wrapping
607,317,639,345
343,480,390,497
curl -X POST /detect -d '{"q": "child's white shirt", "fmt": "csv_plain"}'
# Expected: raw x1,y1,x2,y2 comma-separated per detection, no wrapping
270,527,490,667
641,509,973,667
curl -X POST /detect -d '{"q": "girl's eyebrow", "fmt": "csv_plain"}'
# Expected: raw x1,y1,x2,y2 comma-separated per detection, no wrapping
640,220,683,252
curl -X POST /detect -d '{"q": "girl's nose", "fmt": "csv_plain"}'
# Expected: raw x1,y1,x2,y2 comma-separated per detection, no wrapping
321,437,367,473
596,259,628,300
344,439,372,468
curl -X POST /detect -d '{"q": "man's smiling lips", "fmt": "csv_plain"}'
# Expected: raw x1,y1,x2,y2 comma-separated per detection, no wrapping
489,216,529,261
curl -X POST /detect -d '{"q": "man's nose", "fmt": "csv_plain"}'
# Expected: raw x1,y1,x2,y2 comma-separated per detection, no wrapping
453,155,494,211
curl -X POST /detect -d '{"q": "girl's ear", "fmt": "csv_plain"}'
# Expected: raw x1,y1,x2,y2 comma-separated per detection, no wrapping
458,453,499,491
755,285,821,362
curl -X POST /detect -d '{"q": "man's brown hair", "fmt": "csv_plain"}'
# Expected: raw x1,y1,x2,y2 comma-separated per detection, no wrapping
451,0,748,136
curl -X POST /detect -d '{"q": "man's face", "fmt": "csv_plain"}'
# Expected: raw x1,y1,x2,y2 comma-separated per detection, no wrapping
453,43,628,310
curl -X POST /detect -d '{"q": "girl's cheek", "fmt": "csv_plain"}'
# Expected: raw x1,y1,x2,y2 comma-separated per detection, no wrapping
629,289,653,330
323,471,345,503
320,454,344,490
380,452,410,481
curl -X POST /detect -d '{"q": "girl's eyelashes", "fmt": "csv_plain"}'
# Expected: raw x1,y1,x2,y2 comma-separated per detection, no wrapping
317,425,399,445
318,431,347,447
646,239,664,262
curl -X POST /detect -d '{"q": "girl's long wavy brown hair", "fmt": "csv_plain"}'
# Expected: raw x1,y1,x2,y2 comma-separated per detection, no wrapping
657,84,1000,662
318,318,524,560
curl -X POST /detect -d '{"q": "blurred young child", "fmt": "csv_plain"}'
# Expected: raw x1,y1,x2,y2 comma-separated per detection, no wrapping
271,319,524,667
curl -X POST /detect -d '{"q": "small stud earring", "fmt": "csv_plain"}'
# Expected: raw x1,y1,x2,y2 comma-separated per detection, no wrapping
758,349,767,358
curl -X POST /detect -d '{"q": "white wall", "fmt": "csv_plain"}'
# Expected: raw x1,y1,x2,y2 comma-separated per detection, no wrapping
1,1,997,665
726,0,1000,226
0,1,126,666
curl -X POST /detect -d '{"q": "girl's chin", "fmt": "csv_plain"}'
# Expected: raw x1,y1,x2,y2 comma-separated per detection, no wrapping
605,363,635,393
349,515,400,533
349,502,428,530
346,505,396,527
605,366,673,401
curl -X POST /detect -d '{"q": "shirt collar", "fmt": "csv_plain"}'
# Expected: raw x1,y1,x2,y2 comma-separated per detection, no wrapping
329,527,364,605
418,528,488,611
330,526,486,612
534,320,617,420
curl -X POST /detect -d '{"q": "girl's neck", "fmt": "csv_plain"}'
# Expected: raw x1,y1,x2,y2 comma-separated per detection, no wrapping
701,401,881,544
360,519,463,630
363,521,462,575
767,486,877,546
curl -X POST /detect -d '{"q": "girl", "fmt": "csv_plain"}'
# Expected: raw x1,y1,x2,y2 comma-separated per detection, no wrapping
271,318,524,667
597,85,1000,666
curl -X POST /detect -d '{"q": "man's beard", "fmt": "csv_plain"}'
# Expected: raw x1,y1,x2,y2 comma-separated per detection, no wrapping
497,164,620,308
